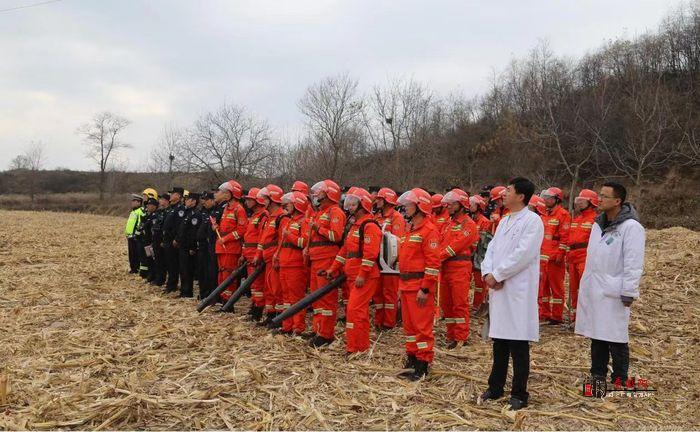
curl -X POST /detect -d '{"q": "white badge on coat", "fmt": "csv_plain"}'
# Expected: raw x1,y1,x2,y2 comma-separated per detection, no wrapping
192,218,198,225
178,210,185,217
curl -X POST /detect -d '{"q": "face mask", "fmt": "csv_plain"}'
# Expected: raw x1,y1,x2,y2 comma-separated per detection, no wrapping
312,197,321,208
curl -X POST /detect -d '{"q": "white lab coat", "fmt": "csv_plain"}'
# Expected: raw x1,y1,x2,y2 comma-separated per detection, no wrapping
575,218,645,343
481,208,544,342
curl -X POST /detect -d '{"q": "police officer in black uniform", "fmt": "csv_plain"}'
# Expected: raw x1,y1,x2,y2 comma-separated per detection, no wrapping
176,192,201,298
195,191,217,299
162,187,186,293
140,197,158,283
150,193,169,286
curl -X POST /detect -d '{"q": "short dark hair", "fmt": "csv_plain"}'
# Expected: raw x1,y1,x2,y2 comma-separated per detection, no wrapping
508,177,535,205
602,181,627,203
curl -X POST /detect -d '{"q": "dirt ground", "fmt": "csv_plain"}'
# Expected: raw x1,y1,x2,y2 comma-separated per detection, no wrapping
0,210,698,430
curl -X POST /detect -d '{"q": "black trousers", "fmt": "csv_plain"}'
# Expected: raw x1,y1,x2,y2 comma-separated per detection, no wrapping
127,237,139,272
590,338,629,383
197,245,218,299
151,236,165,284
487,338,530,402
136,238,150,278
178,248,196,297
164,242,179,291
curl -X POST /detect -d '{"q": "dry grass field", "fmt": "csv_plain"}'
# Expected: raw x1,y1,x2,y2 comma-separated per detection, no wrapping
0,210,698,430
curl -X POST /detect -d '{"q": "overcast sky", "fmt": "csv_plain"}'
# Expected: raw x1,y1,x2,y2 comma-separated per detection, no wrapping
0,0,686,171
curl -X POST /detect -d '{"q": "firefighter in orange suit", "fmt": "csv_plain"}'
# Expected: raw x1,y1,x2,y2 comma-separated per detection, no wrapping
438,189,480,348
212,180,247,303
396,188,441,381
240,187,268,322
431,193,450,232
308,179,346,347
253,184,285,325
275,191,311,335
469,195,491,310
372,187,405,330
538,187,571,324
567,189,598,323
489,186,509,233
325,187,382,354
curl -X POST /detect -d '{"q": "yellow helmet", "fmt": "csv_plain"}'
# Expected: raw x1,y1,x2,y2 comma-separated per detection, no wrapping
142,187,158,200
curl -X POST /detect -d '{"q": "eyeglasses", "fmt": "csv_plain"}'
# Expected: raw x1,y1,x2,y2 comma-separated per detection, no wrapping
598,194,617,200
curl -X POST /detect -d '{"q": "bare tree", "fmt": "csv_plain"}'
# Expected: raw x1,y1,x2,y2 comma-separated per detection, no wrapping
77,112,131,201
363,78,433,189
182,103,275,183
298,74,364,180
8,141,45,201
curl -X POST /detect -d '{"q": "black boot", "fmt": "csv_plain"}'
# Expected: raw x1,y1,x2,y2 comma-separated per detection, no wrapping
399,354,417,378
246,306,264,322
308,335,334,348
407,360,429,381
257,313,274,327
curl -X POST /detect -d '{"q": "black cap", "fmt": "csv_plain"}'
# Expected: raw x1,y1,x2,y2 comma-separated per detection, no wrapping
201,191,215,200
146,197,158,206
169,186,184,195
160,193,170,201
186,192,201,200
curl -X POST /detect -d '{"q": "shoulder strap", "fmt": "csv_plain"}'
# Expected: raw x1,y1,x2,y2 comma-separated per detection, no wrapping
358,219,381,257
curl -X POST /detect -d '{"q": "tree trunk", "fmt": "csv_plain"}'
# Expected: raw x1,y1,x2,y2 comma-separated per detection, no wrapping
99,169,105,202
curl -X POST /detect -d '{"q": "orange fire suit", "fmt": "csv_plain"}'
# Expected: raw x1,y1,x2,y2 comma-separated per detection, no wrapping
256,207,284,314
566,207,596,322
439,213,479,342
330,214,382,353
538,204,571,321
471,212,492,309
216,201,248,301
308,202,346,340
373,207,405,328
243,209,268,307
399,218,441,363
278,213,309,333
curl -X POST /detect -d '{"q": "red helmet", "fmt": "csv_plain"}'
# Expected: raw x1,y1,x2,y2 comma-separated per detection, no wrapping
291,181,309,196
219,180,243,200
344,187,373,213
441,188,470,208
257,184,284,204
529,195,546,208
281,191,309,214
542,187,563,201
376,187,398,206
245,187,265,205
576,189,599,207
398,188,433,214
490,186,506,201
431,193,444,209
310,179,341,203
469,195,487,212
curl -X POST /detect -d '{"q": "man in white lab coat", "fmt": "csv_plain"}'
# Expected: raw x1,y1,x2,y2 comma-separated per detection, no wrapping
575,182,645,387
480,177,544,410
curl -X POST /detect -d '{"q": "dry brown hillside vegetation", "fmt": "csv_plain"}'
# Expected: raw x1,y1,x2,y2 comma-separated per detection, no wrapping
0,210,698,430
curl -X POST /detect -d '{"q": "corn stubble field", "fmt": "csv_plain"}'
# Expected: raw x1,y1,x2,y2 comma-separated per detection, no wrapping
0,210,698,430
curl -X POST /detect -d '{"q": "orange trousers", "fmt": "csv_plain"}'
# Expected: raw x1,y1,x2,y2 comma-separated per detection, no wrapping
373,274,399,328
279,266,309,333
248,262,265,307
310,258,338,340
568,261,585,322
217,253,240,301
345,275,380,353
400,287,436,363
263,262,282,314
538,260,566,321
472,270,486,309
439,262,472,342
